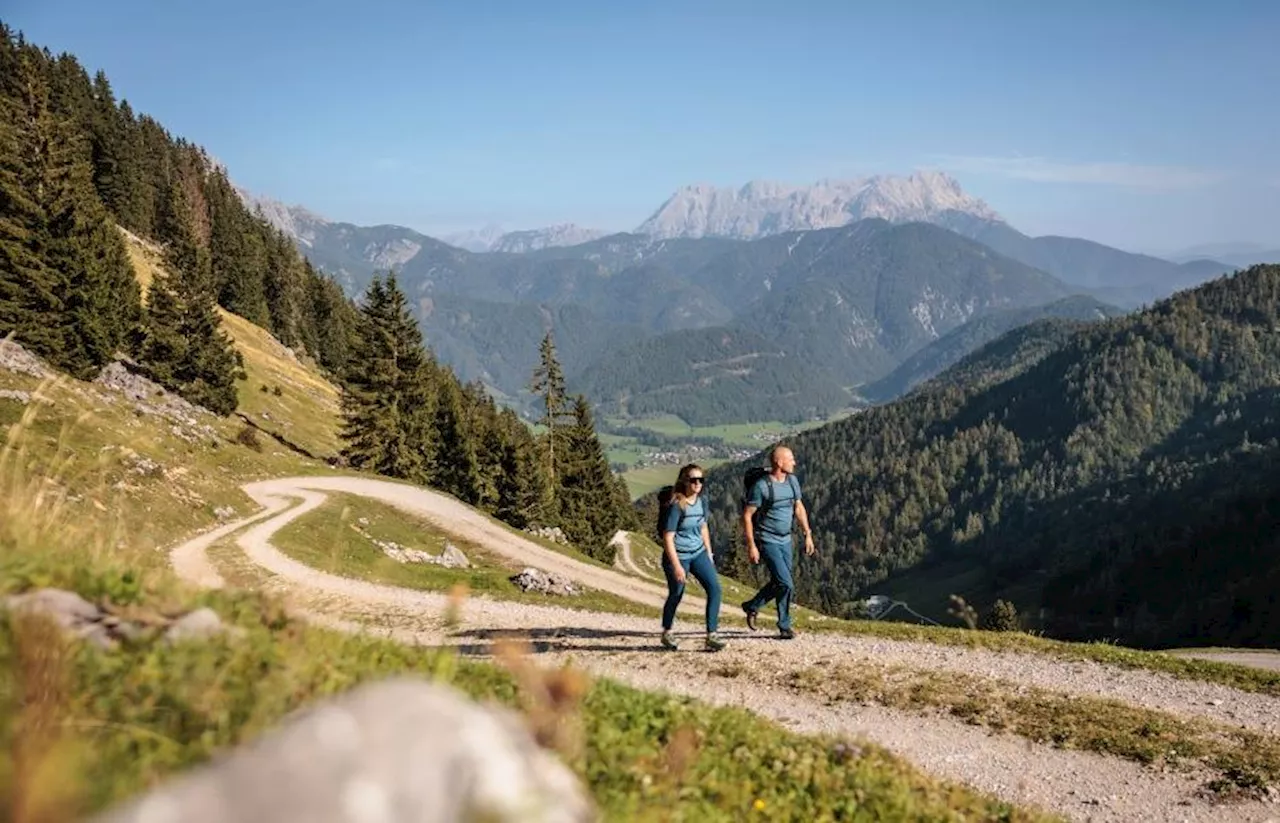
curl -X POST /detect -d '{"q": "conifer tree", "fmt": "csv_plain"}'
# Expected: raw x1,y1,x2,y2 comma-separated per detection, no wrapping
557,394,629,560
339,274,433,481
493,408,546,528
530,330,570,492
430,375,480,502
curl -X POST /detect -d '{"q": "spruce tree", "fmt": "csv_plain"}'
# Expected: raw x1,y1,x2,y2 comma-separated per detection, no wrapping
530,330,570,493
557,394,628,560
494,408,546,528
339,274,433,481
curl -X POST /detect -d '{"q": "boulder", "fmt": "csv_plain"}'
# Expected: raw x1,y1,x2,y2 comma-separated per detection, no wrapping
88,678,597,823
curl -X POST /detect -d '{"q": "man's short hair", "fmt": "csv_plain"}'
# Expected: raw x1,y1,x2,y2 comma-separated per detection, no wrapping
769,444,791,468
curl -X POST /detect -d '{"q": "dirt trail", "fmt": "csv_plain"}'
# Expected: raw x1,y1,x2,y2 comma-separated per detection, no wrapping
170,475,1280,823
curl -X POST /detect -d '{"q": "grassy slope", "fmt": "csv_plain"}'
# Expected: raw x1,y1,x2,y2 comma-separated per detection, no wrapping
0,231,1051,821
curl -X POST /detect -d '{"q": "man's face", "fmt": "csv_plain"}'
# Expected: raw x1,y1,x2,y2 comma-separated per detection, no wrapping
776,448,796,473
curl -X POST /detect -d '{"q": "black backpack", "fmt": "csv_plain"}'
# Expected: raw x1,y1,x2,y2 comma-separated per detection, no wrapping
742,467,798,531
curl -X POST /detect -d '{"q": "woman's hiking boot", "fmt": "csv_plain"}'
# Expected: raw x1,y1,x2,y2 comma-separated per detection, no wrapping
779,627,796,640
660,630,679,651
705,632,726,652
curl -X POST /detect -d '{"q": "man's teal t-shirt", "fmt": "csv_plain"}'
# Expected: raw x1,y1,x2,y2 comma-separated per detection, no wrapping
662,496,707,558
747,474,801,542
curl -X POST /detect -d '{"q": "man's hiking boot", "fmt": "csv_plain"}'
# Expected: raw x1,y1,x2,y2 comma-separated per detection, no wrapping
778,627,796,640
660,630,679,651
705,632,726,652
742,603,759,631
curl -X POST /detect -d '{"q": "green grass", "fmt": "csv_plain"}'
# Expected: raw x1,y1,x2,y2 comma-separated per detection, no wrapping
789,661,1280,798
268,492,661,618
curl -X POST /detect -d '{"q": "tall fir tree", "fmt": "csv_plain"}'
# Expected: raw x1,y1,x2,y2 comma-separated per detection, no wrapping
339,274,434,481
493,408,546,528
557,394,631,561
530,330,570,495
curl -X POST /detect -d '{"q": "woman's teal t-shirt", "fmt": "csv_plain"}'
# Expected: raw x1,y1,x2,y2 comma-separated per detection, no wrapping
662,496,707,558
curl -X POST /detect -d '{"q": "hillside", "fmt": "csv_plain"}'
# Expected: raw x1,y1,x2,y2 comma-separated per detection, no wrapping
945,216,1234,306
570,326,853,425
728,221,1075,387
861,295,1126,402
698,264,1280,649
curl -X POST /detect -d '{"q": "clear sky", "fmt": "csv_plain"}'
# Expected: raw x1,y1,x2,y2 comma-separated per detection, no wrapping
6,0,1278,253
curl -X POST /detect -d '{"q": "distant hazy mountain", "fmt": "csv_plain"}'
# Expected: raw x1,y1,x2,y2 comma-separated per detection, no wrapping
636,171,1003,240
491,224,610,253
1162,241,1280,269
442,223,609,253
441,223,506,252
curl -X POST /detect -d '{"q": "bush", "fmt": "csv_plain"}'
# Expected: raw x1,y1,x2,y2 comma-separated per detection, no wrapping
235,425,262,452
982,599,1022,632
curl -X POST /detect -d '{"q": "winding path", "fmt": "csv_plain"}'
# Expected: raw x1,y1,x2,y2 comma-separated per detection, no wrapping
171,475,1280,823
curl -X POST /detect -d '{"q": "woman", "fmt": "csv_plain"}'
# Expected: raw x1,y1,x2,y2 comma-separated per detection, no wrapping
659,463,725,651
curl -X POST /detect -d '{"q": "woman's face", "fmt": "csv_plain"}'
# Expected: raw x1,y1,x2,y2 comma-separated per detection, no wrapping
686,469,704,496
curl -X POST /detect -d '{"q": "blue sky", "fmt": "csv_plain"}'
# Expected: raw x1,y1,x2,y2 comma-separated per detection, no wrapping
7,0,1279,252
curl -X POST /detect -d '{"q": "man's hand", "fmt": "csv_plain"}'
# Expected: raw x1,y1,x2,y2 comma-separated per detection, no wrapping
804,533,816,557
747,543,760,565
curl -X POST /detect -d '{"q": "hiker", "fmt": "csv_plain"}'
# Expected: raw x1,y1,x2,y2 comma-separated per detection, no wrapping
657,463,726,652
741,445,815,639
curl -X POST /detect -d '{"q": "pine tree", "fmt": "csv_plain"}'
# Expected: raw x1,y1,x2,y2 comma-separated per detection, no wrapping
494,408,546,528
557,394,628,561
138,274,186,388
339,274,433,481
531,330,570,492
431,375,480,502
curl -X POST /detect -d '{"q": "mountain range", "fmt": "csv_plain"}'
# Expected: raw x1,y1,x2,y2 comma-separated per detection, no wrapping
238,173,1240,423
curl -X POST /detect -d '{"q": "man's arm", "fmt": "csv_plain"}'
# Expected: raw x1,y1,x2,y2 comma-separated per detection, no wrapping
741,504,760,564
795,499,816,556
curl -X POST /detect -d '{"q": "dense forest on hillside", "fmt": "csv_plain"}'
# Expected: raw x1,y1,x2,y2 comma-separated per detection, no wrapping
697,264,1280,648
0,23,356,409
0,24,636,559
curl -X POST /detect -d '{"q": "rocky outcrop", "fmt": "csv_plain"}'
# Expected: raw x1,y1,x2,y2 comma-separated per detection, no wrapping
1,588,238,649
88,678,597,823
510,568,581,597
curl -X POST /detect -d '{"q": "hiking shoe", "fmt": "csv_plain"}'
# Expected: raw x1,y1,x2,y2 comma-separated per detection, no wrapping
705,632,727,652
742,604,759,631
778,628,796,640
660,631,679,651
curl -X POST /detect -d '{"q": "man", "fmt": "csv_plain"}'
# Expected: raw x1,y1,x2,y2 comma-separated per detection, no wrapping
741,444,815,639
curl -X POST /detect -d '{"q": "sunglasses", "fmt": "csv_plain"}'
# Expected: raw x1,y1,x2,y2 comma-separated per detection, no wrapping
688,477,704,484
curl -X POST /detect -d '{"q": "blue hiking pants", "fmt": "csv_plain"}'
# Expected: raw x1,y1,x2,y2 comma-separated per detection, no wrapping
744,539,794,630
662,548,722,632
